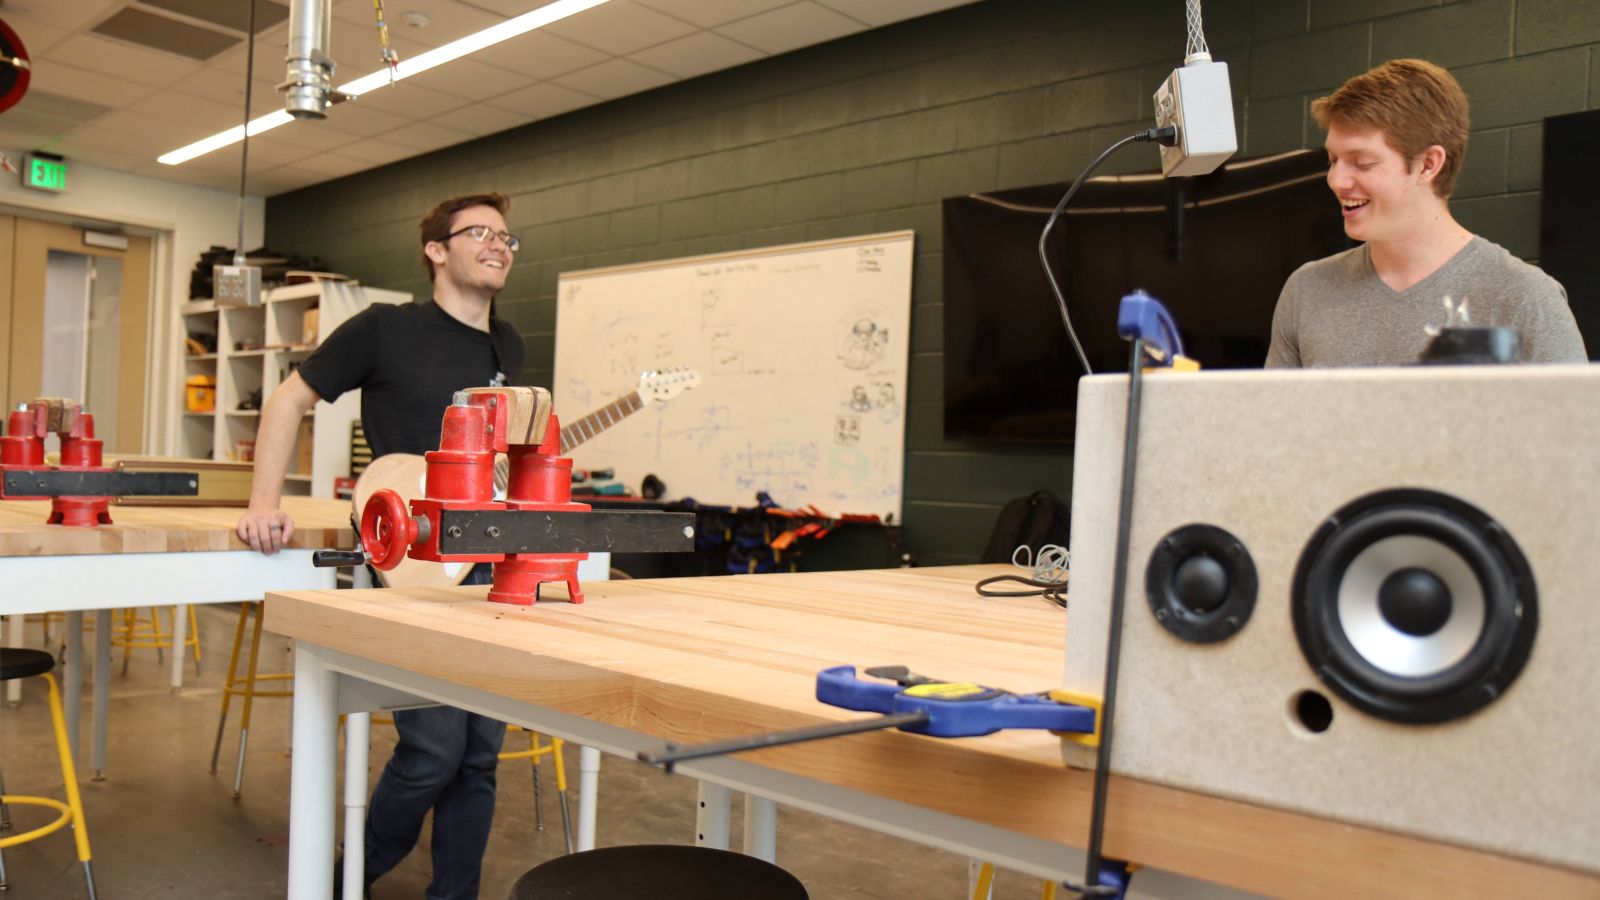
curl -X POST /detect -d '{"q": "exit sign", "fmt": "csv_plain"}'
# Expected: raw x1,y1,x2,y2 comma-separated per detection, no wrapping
23,154,67,192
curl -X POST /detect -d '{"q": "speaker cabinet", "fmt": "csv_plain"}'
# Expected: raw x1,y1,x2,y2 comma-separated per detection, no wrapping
1062,366,1599,873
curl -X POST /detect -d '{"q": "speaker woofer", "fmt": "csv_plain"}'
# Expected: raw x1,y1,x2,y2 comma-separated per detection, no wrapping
1293,489,1536,724
1146,523,1258,643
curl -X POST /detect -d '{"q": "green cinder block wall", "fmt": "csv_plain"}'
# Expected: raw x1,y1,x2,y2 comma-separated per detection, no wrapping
265,0,1600,566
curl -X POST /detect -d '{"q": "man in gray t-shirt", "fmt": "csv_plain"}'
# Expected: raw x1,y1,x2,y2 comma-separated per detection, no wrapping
1265,59,1586,368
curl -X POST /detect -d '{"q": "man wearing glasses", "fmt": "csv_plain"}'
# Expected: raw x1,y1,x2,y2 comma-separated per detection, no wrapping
238,193,525,899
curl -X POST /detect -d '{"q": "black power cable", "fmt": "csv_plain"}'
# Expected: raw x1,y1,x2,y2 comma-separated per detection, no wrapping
1035,126,1175,898
1037,125,1178,377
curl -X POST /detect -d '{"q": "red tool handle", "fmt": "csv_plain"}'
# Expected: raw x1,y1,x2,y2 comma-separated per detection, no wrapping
361,489,417,570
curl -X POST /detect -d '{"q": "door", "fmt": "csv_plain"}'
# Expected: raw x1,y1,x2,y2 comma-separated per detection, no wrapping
4,216,152,453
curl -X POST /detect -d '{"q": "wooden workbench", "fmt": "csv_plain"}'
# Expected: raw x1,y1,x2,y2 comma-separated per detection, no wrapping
0,496,350,556
265,565,1599,899
0,496,353,776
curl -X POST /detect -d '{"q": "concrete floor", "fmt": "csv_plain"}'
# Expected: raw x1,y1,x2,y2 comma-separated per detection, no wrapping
0,604,1085,900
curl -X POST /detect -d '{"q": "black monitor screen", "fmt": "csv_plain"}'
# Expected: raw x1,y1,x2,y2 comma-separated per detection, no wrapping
1540,108,1600,359
942,149,1350,444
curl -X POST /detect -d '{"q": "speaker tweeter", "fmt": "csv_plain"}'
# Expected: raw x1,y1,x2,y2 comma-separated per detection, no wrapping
1145,523,1258,643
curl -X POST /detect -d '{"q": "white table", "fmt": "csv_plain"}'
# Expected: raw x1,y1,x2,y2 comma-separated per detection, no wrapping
266,567,1596,900
0,498,349,776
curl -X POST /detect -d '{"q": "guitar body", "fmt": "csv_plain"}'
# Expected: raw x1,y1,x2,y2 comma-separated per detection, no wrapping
351,367,701,588
352,453,473,588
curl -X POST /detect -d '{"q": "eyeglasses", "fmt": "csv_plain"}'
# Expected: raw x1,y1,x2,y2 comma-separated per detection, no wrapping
443,224,521,253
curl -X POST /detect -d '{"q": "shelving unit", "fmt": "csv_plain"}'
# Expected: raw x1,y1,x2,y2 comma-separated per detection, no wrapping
178,281,410,498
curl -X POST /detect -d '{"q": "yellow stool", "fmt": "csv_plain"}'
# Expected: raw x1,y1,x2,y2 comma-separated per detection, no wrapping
210,602,291,798
500,726,574,853
0,648,97,898
110,607,201,677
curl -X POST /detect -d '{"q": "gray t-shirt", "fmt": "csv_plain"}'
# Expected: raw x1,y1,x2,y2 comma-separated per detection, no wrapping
1265,236,1587,367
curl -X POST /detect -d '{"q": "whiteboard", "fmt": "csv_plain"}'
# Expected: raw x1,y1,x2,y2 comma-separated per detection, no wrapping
553,230,915,520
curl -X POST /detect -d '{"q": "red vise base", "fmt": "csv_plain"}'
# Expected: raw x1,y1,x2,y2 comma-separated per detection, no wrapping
0,402,113,526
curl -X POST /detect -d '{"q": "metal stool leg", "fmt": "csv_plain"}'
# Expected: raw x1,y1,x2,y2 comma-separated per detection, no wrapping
234,602,267,798
529,731,545,832
554,738,574,854
186,605,202,678
42,674,97,900
210,603,251,773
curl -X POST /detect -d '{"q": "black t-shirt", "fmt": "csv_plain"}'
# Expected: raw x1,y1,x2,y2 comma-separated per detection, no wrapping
297,300,525,458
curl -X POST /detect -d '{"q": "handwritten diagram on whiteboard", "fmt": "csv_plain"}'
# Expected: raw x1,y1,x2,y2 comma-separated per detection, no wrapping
553,231,915,520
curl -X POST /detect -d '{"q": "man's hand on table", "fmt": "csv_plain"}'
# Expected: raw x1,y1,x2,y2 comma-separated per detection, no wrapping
238,507,295,554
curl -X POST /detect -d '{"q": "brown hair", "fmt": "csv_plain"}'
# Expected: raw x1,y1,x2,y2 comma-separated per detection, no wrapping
418,192,510,282
1311,59,1470,198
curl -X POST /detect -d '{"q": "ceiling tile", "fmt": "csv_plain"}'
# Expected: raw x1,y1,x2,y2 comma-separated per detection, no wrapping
319,100,414,135
249,123,365,154
128,91,243,128
544,1,697,56
334,137,424,166
376,120,475,152
0,11,72,56
714,2,864,55
57,125,177,159
428,104,537,137
328,82,463,120
0,0,121,33
629,30,763,79
275,152,374,178
205,33,294,80
171,76,283,119
326,18,430,83
93,108,218,147
332,0,507,47
485,81,600,118
468,30,609,81
41,33,205,87
91,7,242,61
633,0,795,29
22,60,159,108
551,58,674,100
0,125,60,152
400,57,535,101
57,145,148,172
140,0,291,35
814,0,975,27
5,91,113,136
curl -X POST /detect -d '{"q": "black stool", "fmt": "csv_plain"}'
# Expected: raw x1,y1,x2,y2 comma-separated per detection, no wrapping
0,649,97,898
509,845,808,899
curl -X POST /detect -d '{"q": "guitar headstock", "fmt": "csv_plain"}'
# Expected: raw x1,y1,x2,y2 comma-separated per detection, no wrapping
636,366,701,404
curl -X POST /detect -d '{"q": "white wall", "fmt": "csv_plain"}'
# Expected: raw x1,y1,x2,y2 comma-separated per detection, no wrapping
0,150,265,454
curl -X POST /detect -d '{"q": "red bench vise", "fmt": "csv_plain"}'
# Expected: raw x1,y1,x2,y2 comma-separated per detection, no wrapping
0,397,198,525
315,387,694,605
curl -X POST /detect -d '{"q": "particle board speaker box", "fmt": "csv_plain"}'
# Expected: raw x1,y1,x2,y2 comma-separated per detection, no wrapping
1062,365,1600,874
112,457,253,506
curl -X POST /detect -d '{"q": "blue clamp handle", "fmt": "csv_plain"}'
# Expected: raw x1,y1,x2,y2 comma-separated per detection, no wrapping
815,665,1096,738
1116,290,1185,365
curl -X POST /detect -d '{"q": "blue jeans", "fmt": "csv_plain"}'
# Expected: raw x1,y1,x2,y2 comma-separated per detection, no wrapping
364,566,505,900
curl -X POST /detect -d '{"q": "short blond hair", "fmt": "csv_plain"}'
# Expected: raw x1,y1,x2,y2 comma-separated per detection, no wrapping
1312,59,1470,198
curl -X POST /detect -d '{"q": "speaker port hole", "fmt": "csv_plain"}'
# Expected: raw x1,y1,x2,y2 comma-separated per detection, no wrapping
1294,690,1334,734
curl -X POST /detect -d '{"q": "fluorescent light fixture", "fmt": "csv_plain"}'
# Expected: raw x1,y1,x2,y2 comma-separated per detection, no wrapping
158,0,610,166
338,0,611,96
159,110,295,165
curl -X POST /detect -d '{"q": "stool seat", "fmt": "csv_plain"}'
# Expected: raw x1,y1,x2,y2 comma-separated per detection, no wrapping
0,648,54,681
510,845,808,899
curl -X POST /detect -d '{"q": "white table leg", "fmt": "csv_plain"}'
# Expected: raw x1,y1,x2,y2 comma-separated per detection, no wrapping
64,611,83,758
342,712,370,900
743,794,776,861
5,616,22,706
92,609,110,780
288,641,339,900
169,605,189,690
695,781,731,850
578,745,600,852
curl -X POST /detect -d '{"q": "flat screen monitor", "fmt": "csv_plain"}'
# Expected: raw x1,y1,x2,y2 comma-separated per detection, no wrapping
1539,108,1600,359
942,149,1350,444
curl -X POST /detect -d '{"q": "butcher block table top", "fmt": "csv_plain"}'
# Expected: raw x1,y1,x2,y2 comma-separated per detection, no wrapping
264,565,1598,899
0,496,352,557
